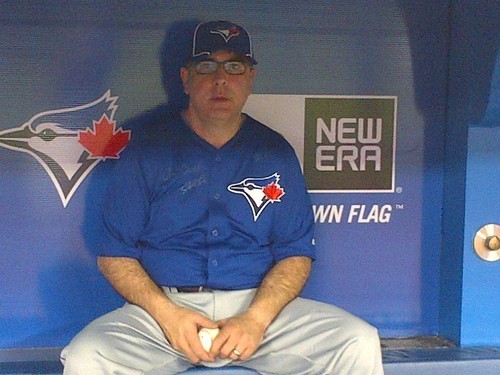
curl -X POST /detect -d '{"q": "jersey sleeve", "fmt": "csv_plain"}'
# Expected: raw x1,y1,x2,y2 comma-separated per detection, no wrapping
269,141,316,262
97,145,151,259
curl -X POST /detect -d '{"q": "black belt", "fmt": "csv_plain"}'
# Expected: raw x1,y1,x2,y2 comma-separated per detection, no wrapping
168,286,214,293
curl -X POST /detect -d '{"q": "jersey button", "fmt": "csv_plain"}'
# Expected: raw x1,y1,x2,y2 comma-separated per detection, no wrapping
215,156,222,162
211,260,218,267
214,193,221,200
211,229,219,237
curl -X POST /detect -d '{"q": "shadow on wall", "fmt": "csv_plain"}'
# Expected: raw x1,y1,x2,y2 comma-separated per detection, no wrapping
160,19,201,112
36,19,203,343
81,16,201,255
19,19,204,348
112,18,201,144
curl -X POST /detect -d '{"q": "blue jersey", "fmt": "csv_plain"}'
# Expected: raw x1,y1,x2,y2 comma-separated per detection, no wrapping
99,112,315,289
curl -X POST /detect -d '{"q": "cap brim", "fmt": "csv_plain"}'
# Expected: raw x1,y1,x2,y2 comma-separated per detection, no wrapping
190,51,257,65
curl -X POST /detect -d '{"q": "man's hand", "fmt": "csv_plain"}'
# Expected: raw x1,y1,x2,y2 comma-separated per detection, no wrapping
209,256,312,362
97,256,217,364
209,312,266,362
97,256,311,364
157,304,219,364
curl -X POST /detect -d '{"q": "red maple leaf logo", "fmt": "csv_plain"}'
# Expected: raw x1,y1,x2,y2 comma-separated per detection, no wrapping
263,182,285,202
228,27,240,38
78,115,131,159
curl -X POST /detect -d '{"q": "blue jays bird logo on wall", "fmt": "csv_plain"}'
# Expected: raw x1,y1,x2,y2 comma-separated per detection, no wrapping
228,173,285,221
0,91,130,207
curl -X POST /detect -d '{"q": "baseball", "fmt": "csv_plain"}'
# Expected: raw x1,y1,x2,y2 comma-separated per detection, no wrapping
198,328,220,352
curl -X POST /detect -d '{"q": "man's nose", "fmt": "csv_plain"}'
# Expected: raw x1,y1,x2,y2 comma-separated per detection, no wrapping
213,66,228,85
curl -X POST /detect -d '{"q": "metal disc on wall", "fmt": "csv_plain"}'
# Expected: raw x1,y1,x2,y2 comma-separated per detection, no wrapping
473,224,500,262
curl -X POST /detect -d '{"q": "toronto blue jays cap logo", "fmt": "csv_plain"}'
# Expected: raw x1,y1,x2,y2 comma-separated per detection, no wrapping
0,90,130,207
191,20,257,64
210,26,240,43
227,173,285,221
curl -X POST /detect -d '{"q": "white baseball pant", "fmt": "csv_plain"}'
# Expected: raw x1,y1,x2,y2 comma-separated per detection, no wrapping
61,288,384,375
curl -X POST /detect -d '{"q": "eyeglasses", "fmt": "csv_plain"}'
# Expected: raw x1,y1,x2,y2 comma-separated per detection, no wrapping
193,60,251,75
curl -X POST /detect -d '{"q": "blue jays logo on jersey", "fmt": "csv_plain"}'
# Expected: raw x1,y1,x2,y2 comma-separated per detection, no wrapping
0,90,130,207
210,26,240,43
228,173,285,221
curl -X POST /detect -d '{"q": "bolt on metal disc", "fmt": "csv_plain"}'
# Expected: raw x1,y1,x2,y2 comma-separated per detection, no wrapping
473,224,500,262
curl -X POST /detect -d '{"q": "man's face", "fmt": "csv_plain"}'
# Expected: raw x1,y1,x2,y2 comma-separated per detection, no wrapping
180,50,256,124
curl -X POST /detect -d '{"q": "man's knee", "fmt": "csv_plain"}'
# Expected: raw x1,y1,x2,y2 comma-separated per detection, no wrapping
60,332,105,373
352,319,380,344
343,317,381,353
337,319,383,374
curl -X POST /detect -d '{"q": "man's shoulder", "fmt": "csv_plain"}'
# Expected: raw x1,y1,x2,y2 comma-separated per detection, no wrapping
243,114,288,144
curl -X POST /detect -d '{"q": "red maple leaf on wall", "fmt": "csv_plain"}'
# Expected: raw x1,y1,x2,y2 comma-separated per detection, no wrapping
78,115,131,158
263,182,285,202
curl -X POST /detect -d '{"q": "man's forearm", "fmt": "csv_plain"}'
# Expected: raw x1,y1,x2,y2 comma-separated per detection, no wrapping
97,256,177,319
97,256,218,363
245,256,312,330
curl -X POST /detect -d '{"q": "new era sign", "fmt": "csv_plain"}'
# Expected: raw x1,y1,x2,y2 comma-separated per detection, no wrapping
244,95,397,193
304,96,397,192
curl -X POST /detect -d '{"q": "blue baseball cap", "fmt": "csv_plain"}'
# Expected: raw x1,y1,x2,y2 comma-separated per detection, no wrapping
191,21,257,64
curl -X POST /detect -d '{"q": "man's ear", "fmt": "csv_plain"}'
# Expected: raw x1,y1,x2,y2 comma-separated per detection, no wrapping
249,67,257,80
180,67,190,95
